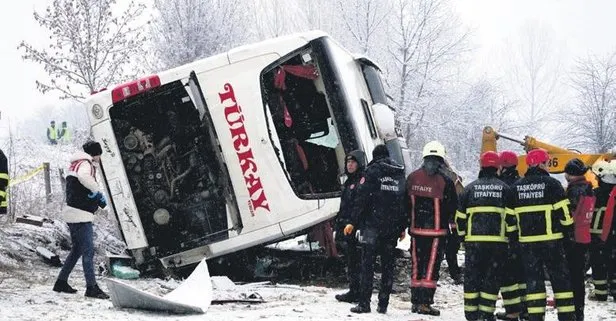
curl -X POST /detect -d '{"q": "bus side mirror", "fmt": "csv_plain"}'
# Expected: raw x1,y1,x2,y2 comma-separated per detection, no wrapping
371,103,396,140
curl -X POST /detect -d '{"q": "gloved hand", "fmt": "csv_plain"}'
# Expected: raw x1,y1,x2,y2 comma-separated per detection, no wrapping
98,194,107,209
88,191,103,200
343,224,354,236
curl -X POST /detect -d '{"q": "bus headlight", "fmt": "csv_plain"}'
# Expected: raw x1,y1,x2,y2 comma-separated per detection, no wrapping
92,104,104,119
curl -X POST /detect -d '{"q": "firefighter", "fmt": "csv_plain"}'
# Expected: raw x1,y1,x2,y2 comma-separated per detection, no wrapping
563,158,594,321
347,144,406,314
511,149,575,321
334,150,367,304
442,161,464,284
0,148,7,215
407,141,458,316
456,151,516,321
496,150,528,321
589,160,616,302
47,120,58,145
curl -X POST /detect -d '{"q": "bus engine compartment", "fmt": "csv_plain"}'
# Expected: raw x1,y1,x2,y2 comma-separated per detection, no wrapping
108,80,233,258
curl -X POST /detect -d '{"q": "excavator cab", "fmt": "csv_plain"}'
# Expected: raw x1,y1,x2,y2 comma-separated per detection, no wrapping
481,126,614,187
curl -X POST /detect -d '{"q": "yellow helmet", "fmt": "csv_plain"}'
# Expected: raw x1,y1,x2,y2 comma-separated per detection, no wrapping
422,141,446,159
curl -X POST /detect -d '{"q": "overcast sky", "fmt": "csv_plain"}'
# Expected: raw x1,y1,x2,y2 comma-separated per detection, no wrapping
1,0,616,124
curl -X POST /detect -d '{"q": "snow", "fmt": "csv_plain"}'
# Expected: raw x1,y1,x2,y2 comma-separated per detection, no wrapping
1,252,615,321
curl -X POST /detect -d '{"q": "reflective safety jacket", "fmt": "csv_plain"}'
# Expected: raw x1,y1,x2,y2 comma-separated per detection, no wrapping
0,149,7,214
511,167,573,243
591,180,616,237
456,170,516,242
407,165,458,237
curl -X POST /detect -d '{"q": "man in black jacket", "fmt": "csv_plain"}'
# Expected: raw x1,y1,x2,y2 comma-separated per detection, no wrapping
563,158,594,321
406,141,458,316
334,150,366,303
346,144,406,314
456,151,517,321
496,150,527,321
511,149,575,321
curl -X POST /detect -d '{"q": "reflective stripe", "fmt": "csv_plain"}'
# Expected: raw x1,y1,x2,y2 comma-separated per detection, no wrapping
464,206,508,242
479,305,496,313
527,307,546,314
410,228,447,236
505,207,515,215
465,235,508,242
480,292,498,300
557,198,574,226
464,292,479,299
515,204,553,213
557,306,575,313
553,199,570,211
503,297,522,305
611,280,616,284
506,225,517,232
0,201,6,207
519,233,563,243
518,283,527,290
554,292,573,300
526,293,547,301
458,231,467,236
0,173,8,180
594,280,608,285
0,190,6,197
591,207,605,234
554,292,574,299
464,305,478,312
455,210,467,219
501,284,520,292
594,289,608,295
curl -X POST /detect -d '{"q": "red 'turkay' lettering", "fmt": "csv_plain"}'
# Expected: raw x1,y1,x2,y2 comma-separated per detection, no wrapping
219,83,270,214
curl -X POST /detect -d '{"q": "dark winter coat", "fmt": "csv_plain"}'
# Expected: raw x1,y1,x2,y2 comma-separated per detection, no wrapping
499,166,520,186
335,150,366,231
566,177,594,213
456,168,516,242
353,155,407,238
511,166,573,242
406,157,458,237
0,149,7,214
591,180,616,238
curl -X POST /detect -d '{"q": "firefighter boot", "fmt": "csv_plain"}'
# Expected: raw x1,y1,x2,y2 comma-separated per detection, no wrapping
335,291,358,303
52,280,77,294
413,304,440,316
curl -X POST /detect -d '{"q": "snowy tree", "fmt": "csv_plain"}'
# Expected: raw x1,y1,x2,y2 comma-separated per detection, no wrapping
19,0,147,100
151,0,248,69
505,21,563,131
566,52,616,153
386,0,470,146
335,0,392,55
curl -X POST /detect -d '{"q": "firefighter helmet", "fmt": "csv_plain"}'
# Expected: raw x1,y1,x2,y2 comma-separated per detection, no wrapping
499,150,518,167
480,151,501,168
593,160,616,184
422,141,446,159
526,149,549,167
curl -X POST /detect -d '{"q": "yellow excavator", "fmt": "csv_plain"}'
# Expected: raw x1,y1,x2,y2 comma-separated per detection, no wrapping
481,126,614,186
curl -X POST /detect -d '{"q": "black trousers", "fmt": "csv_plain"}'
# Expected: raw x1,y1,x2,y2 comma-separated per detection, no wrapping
564,241,588,320
445,230,461,278
358,231,397,308
411,235,445,305
500,242,526,314
463,242,507,321
339,235,361,295
520,240,575,321
589,236,615,300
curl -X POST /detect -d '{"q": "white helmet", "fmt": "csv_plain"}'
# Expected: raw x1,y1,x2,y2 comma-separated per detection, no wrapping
422,141,446,159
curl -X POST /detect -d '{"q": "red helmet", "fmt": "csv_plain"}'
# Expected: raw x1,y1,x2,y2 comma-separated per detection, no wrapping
480,151,501,168
526,149,549,166
499,150,518,167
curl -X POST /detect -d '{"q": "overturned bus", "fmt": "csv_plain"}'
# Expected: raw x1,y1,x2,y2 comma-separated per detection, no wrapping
84,31,411,272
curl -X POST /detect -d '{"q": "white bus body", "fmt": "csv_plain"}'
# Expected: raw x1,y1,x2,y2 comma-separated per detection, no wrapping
84,31,407,270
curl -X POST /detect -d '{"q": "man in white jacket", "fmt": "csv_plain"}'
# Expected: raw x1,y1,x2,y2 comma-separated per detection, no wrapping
53,141,109,299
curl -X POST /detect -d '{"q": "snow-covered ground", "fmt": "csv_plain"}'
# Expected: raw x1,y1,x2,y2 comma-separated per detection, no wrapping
1,252,615,321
